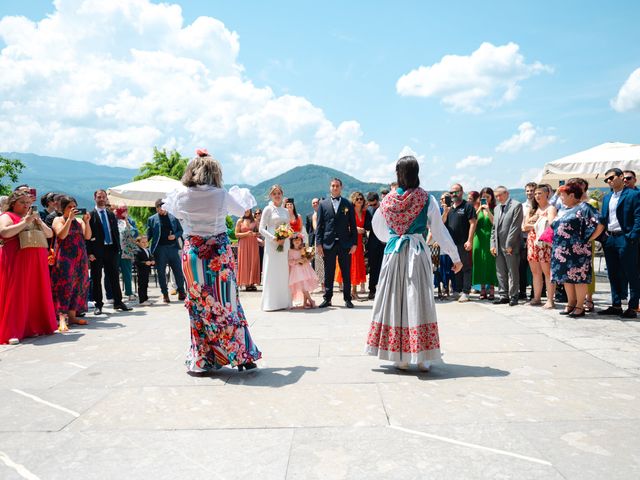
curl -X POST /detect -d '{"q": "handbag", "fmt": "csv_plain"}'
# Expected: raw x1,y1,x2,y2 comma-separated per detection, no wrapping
19,224,48,249
538,226,554,244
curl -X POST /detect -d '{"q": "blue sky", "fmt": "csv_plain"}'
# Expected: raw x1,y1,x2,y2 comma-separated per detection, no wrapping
0,0,638,189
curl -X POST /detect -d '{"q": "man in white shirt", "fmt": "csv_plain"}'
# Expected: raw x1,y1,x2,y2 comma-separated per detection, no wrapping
599,168,640,319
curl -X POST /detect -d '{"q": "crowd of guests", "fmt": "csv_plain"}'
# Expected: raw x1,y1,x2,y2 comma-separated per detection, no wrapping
432,168,640,320
1,165,639,347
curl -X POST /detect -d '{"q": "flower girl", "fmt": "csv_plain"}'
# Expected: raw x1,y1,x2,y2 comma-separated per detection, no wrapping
288,233,318,308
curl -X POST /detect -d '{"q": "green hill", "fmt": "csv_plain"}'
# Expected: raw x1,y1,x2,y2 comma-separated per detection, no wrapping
250,164,387,217
2,152,137,208
4,152,527,215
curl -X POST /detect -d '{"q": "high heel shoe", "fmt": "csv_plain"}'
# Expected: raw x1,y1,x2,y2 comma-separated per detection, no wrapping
237,362,258,372
584,300,594,313
569,307,586,318
559,305,576,315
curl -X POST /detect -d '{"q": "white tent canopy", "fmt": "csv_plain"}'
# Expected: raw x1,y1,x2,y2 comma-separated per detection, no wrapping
540,142,640,187
107,175,182,207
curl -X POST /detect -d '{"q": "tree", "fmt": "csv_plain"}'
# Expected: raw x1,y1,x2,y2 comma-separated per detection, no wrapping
129,148,189,231
0,156,25,196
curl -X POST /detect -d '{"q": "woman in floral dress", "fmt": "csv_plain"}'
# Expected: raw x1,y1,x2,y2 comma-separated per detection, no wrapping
163,149,261,374
551,182,603,318
51,196,92,331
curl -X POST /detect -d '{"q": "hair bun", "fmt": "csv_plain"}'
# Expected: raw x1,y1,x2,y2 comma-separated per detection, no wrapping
196,148,209,157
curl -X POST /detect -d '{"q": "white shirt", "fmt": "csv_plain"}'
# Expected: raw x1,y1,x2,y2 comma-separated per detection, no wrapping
162,185,256,236
331,196,341,213
608,190,623,232
95,206,113,244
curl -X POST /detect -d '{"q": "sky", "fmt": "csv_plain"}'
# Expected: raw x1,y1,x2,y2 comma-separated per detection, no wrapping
0,0,639,189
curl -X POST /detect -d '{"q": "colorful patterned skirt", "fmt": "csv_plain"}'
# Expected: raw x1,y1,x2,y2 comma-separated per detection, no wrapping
182,233,262,372
365,235,442,364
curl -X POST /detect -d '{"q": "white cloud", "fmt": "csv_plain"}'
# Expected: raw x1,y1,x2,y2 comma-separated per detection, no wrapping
611,67,640,112
519,167,544,186
396,42,552,113
0,0,387,183
455,155,492,170
495,121,557,153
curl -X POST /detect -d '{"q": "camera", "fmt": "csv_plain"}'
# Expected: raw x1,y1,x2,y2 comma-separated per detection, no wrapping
76,208,87,215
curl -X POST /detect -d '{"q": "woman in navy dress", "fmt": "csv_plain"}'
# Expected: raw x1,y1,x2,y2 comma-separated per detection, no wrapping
551,182,603,318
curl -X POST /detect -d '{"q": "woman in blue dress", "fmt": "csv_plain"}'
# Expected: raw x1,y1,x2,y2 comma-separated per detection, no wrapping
366,156,462,371
551,181,603,318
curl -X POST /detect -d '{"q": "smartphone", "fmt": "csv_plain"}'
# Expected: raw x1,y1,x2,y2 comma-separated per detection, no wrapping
559,180,565,186
29,188,37,198
480,198,487,206
31,205,39,213
444,196,452,207
76,207,87,215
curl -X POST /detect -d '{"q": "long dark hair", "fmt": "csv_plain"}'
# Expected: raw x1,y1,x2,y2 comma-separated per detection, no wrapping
396,156,420,190
479,187,496,210
284,197,298,218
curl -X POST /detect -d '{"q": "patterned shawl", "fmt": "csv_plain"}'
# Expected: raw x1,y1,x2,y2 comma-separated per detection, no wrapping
380,187,429,235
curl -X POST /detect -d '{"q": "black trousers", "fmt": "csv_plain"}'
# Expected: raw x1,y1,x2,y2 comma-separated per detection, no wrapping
368,250,384,294
323,244,352,302
90,245,123,308
519,237,529,295
137,266,150,303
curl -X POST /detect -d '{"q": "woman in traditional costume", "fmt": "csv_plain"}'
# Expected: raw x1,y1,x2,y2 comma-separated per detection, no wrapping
163,149,261,374
366,156,462,371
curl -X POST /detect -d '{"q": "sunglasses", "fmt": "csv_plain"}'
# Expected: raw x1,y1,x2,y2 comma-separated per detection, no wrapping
624,176,634,181
449,191,460,195
604,175,618,183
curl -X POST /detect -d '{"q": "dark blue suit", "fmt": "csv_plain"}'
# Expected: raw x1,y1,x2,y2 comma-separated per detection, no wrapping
600,187,640,308
146,212,185,296
316,196,358,302
365,206,384,295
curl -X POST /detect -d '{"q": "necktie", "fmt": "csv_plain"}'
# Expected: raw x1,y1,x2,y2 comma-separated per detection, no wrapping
100,210,112,245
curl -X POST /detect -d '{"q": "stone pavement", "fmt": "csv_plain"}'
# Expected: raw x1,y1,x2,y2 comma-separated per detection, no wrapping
0,284,639,479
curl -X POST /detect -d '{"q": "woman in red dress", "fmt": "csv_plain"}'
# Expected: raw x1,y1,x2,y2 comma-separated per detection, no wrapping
0,190,57,344
285,198,303,233
336,191,369,300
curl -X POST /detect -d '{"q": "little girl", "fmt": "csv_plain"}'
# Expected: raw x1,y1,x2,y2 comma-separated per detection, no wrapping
288,233,318,308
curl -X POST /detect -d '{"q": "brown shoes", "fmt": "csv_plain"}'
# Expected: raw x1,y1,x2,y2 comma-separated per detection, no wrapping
163,294,171,303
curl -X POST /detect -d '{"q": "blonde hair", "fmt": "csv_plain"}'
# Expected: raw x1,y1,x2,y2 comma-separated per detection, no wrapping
6,190,32,212
182,155,223,187
268,184,284,198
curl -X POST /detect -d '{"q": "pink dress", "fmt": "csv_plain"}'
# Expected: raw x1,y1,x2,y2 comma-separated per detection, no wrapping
288,248,318,303
0,212,57,343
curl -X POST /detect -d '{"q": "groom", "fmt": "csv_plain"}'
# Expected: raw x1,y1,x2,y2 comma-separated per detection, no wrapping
316,178,358,308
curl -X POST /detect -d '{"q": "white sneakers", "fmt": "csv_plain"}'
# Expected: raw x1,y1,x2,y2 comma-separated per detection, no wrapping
8,338,19,345
458,293,470,303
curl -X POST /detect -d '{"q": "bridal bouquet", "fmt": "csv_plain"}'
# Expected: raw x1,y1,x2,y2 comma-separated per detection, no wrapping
274,224,294,252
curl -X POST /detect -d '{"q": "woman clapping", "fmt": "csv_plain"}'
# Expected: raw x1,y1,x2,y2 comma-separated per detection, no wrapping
0,190,57,344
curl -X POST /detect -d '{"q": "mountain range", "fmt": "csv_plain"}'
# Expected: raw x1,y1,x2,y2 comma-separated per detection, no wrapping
2,152,526,216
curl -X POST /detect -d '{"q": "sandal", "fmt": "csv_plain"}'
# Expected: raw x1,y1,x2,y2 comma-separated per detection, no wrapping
559,305,576,316
584,300,594,313
70,318,88,325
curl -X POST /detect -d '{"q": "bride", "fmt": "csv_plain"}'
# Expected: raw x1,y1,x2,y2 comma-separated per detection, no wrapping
259,185,293,311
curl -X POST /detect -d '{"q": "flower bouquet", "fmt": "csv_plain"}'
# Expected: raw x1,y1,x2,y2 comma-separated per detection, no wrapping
301,246,315,261
274,224,294,252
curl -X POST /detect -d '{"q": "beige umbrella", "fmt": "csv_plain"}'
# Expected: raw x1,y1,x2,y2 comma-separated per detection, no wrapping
539,142,640,188
107,175,182,207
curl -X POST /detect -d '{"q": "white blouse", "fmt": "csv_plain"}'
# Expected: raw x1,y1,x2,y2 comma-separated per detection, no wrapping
259,202,290,242
163,185,256,236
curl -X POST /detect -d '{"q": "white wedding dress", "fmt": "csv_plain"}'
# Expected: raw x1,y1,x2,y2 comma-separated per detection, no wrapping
259,202,293,311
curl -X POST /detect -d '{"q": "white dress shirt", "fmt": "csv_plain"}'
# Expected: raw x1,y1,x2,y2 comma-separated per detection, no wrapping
608,190,623,232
